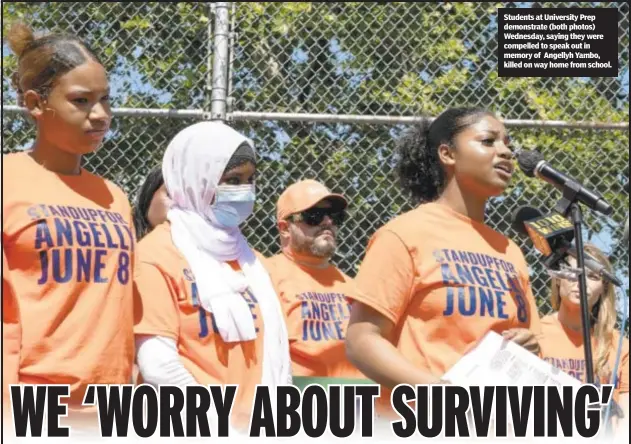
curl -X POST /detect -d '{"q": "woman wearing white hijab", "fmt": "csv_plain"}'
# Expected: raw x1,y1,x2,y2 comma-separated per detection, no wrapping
133,121,291,431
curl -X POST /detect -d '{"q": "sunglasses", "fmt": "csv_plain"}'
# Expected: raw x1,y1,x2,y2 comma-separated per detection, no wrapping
291,207,346,226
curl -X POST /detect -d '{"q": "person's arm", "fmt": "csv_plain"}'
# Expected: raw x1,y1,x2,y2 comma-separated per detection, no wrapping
345,229,443,389
135,335,197,387
346,302,443,387
133,260,188,383
133,261,246,437
134,334,244,436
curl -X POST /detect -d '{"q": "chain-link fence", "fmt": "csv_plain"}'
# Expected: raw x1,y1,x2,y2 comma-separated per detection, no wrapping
2,2,629,324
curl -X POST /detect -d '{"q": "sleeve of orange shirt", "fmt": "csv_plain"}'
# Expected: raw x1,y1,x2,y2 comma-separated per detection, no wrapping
352,228,415,325
133,261,180,341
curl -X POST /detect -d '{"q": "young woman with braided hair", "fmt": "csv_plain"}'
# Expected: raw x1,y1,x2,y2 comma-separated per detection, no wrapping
3,23,135,423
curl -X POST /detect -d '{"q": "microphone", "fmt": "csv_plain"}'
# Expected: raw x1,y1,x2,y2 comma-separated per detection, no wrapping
511,206,622,287
511,206,574,256
517,150,613,216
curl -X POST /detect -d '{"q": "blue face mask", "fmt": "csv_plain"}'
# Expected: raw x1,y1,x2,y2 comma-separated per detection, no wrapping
208,184,256,228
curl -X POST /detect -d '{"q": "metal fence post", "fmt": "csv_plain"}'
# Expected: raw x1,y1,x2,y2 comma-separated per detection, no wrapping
209,2,231,121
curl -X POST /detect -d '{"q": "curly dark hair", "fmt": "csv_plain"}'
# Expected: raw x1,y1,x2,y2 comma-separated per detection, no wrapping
132,166,165,240
396,107,496,203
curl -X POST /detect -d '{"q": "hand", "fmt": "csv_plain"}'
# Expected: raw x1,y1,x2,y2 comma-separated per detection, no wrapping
502,328,540,355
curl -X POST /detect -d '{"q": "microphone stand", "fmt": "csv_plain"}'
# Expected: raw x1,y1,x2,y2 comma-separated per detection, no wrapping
554,183,595,384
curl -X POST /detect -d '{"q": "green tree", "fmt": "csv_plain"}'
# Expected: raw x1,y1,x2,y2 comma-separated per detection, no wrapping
2,2,628,318
229,2,628,315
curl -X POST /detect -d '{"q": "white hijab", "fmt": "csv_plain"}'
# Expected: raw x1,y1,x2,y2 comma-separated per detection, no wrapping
162,121,292,388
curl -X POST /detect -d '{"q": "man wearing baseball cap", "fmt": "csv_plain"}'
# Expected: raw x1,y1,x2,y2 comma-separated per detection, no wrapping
266,179,364,381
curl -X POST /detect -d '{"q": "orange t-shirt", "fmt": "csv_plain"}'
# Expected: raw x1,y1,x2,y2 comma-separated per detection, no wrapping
352,202,541,414
266,251,363,379
539,314,629,403
2,246,21,415
133,223,265,428
2,152,136,407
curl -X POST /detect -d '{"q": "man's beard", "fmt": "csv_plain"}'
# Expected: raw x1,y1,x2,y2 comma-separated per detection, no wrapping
309,234,336,258
289,224,337,258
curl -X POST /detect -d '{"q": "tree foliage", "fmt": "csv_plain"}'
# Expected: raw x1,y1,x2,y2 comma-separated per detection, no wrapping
2,2,628,315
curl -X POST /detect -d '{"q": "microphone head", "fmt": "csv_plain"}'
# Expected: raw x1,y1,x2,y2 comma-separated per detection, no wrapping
517,150,545,178
511,206,574,256
511,206,544,237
